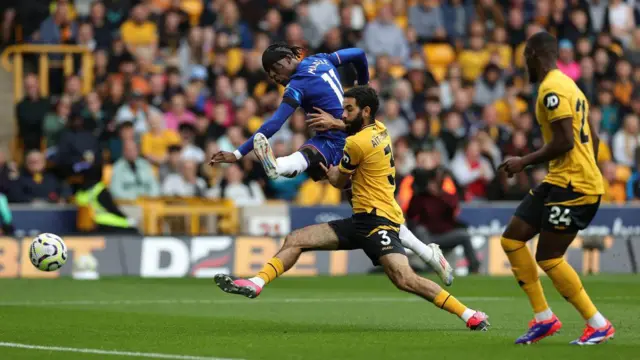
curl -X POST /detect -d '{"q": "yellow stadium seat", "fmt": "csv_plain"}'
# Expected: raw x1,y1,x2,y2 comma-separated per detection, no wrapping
389,65,406,78
423,43,455,82
395,16,408,30
181,0,204,26
423,43,456,68
226,48,244,76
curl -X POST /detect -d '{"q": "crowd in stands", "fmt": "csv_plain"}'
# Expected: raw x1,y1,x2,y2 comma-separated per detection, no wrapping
0,0,639,209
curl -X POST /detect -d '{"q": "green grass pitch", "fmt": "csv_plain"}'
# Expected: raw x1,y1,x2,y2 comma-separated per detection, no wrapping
0,275,638,360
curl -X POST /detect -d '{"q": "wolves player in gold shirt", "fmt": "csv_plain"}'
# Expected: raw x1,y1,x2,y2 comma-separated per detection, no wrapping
499,32,614,345
214,86,489,331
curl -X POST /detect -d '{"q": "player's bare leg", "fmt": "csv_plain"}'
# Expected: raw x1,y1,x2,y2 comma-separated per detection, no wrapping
501,216,561,344
214,224,339,298
399,224,454,286
536,231,615,345
379,253,489,331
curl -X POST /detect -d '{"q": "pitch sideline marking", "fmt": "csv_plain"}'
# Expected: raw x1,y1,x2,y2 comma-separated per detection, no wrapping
0,342,240,360
0,297,509,307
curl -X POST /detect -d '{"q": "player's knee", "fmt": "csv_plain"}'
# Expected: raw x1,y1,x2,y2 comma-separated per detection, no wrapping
282,232,302,249
387,267,415,292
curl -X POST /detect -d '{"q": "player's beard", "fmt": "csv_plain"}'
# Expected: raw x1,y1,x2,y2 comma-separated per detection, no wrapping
345,111,365,135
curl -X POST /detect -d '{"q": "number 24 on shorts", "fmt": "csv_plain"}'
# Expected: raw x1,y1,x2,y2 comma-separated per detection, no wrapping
548,206,571,225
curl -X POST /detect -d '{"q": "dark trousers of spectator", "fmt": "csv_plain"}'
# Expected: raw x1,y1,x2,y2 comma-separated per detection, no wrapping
414,226,481,273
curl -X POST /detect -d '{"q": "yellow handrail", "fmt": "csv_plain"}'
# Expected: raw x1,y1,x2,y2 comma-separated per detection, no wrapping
1,44,95,163
1,44,94,102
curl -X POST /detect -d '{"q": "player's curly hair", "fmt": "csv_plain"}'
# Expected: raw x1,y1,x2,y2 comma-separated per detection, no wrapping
262,43,305,72
344,86,380,120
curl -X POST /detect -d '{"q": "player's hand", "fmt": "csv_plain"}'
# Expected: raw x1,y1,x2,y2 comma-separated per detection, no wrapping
320,163,341,187
307,107,345,132
209,151,237,166
498,156,526,177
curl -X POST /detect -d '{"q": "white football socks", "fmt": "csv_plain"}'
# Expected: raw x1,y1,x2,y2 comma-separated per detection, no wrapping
534,308,554,322
399,224,435,263
249,277,266,288
276,151,309,177
587,312,608,328
461,308,476,322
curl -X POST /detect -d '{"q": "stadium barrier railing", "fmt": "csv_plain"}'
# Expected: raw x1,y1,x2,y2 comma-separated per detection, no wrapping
0,44,94,163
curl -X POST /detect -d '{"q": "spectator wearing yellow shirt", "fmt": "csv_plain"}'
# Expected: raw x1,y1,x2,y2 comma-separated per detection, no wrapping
458,35,491,81
488,27,512,69
120,4,158,54
601,161,628,204
295,179,342,206
141,112,180,166
493,78,528,125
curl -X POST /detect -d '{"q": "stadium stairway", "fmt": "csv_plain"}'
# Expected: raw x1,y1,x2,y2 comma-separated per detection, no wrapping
0,67,15,154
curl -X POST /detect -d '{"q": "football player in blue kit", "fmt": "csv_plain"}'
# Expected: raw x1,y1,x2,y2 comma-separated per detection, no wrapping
210,43,453,286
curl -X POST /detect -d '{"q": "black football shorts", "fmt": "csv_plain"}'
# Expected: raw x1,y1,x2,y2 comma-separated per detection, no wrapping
514,182,601,234
328,213,405,265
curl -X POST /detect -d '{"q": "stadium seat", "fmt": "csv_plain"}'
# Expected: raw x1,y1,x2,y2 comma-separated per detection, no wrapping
389,65,406,78
395,16,408,30
181,0,204,26
423,44,455,82
226,48,244,76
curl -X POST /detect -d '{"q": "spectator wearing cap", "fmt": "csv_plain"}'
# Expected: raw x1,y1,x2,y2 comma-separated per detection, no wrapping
115,90,162,136
557,39,581,81
363,5,409,65
473,63,505,107
141,111,180,167
408,0,444,43
110,141,159,201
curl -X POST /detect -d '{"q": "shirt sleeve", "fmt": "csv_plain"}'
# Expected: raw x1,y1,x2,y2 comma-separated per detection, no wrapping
324,48,370,85
539,88,573,123
338,138,364,175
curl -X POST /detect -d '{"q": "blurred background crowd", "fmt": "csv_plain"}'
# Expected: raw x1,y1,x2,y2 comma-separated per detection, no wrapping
1,0,640,211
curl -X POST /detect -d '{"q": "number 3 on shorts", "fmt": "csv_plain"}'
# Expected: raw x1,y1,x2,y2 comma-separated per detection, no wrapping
548,206,571,226
378,230,391,245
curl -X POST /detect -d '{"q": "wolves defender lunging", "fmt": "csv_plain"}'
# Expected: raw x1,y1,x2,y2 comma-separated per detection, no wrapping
214,87,489,331
210,44,453,285
498,32,614,345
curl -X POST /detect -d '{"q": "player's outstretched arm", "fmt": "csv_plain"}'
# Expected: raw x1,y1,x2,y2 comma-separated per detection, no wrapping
328,48,369,85
233,101,297,159
499,118,574,175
